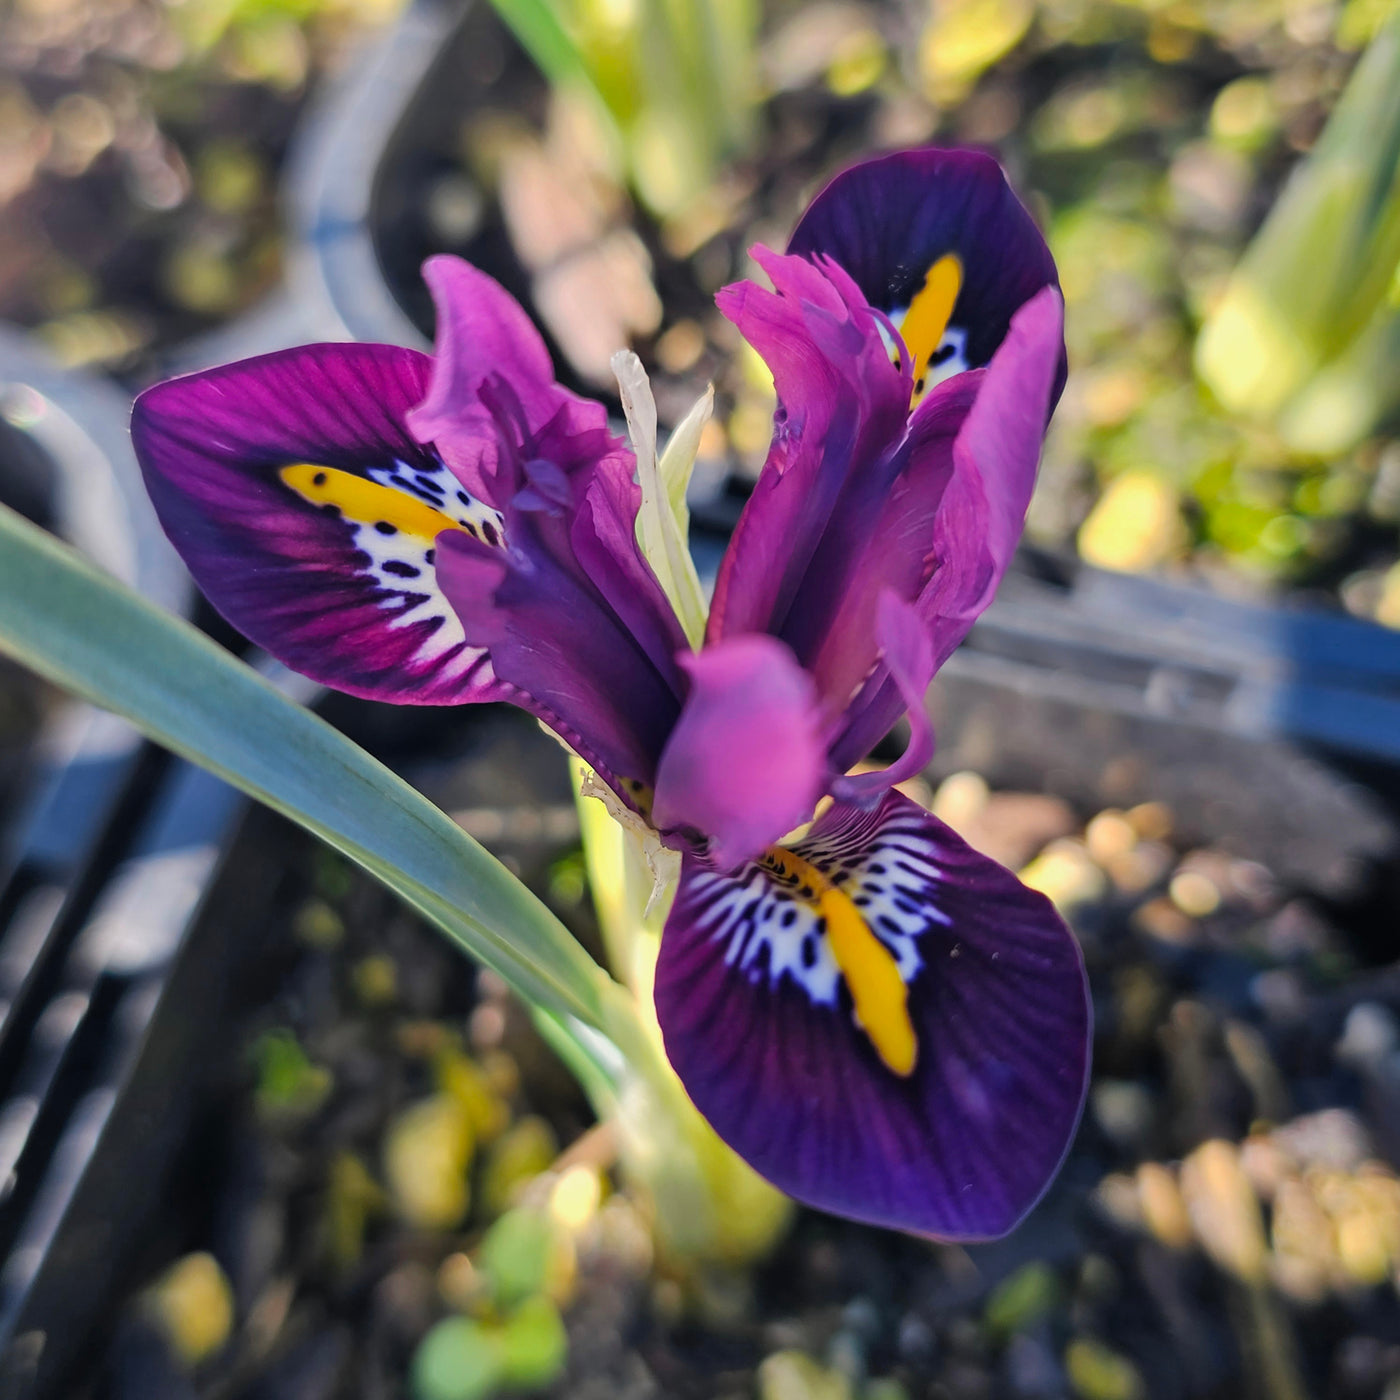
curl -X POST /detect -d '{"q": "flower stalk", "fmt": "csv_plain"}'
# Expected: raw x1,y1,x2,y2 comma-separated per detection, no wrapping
575,758,793,1266
78,145,1088,1246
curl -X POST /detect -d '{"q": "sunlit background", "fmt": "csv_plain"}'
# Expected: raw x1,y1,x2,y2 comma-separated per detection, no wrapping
5,0,1400,1397
5,0,1400,608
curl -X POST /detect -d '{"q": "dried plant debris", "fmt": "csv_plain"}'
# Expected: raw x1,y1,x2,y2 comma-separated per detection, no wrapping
94,754,1400,1399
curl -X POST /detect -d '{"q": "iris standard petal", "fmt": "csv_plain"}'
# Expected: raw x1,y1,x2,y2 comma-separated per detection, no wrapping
829,287,1065,772
788,147,1064,403
407,256,612,487
654,789,1090,1240
652,635,828,870
434,385,691,810
710,248,989,725
708,249,911,677
797,373,978,710
132,343,502,704
929,286,1066,651
830,592,935,806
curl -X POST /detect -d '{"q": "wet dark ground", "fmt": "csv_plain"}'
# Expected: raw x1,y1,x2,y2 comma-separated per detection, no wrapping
87,708,1400,1400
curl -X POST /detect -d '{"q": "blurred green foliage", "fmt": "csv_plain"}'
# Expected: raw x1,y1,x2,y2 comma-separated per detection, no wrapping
484,0,759,216
1197,14,1400,455
250,1026,333,1120
947,0,1400,597
478,1206,559,1308
985,1260,1061,1335
413,1316,507,1400
0,0,401,361
410,1209,570,1400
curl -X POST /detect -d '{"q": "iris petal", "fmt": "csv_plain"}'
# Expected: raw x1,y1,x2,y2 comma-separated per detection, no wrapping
434,378,691,810
407,256,612,490
708,249,917,687
436,487,685,808
132,343,500,704
830,287,1064,771
652,635,827,870
787,147,1065,402
798,372,977,710
931,286,1066,647
830,592,935,806
654,790,1090,1240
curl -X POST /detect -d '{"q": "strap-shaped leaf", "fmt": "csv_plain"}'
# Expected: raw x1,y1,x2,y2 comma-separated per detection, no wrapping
0,501,613,1039
483,0,611,111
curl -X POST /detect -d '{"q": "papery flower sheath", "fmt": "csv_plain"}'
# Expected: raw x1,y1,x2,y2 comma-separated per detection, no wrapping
132,147,1090,1240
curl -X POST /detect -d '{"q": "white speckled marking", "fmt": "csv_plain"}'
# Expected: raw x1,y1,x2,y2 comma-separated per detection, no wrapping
682,804,948,1006
878,315,970,394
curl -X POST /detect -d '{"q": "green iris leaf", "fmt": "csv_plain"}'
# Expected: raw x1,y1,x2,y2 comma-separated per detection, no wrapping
0,502,618,1062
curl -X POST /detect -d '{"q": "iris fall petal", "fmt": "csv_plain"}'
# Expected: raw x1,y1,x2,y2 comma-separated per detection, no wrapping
132,343,500,704
654,789,1090,1240
788,147,1065,400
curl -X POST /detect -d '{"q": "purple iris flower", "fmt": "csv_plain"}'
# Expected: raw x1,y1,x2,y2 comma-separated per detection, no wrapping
132,148,1090,1240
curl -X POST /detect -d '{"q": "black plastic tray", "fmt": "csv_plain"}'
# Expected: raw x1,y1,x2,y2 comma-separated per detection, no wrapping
2,0,1400,1389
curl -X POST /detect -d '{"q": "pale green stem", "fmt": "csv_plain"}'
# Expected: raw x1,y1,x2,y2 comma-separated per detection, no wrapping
572,760,793,1267
613,350,709,650
1237,1281,1309,1400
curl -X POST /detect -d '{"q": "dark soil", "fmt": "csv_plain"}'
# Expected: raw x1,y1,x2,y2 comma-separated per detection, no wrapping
88,704,1400,1400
